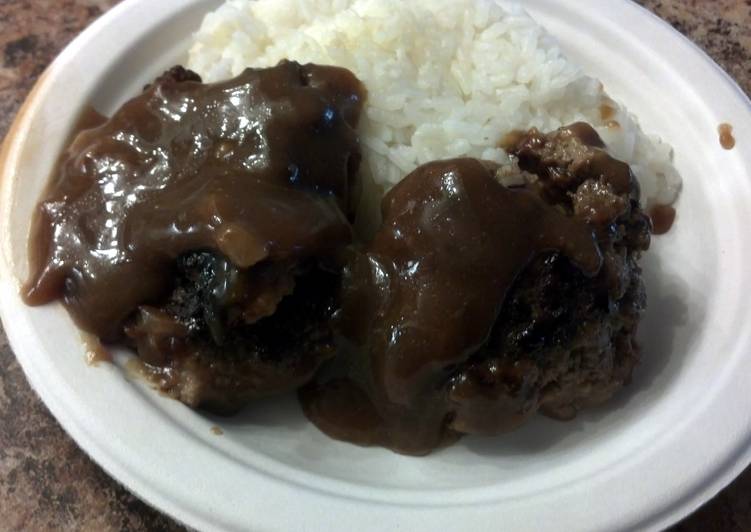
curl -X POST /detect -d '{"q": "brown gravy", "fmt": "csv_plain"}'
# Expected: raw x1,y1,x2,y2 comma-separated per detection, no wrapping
71,106,108,135
719,123,735,150
649,204,676,235
499,130,527,151
23,62,365,342
301,158,603,454
599,103,616,121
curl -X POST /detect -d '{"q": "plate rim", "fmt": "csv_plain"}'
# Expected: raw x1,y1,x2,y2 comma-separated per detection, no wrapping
2,0,751,530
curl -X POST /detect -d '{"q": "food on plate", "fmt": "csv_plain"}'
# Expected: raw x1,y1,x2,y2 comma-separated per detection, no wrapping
302,123,651,454
648,204,677,235
23,0,682,450
23,61,366,412
189,0,682,224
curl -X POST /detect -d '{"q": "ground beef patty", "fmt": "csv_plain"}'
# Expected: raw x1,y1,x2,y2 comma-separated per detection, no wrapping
24,62,366,413
302,122,651,455
450,122,651,431
126,253,340,413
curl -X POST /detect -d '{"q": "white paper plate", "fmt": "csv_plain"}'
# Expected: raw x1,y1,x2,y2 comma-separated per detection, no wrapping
2,0,750,530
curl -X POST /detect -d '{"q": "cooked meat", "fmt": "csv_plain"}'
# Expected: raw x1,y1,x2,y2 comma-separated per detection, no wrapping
24,61,366,412
302,123,651,455
126,256,339,413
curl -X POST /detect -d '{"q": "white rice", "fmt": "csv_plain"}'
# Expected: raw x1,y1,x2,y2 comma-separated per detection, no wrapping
187,0,682,209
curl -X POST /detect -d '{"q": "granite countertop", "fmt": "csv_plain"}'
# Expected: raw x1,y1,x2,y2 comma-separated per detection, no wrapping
0,0,749,530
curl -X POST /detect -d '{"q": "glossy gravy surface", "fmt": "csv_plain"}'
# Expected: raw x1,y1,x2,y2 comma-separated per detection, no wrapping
649,204,676,235
302,158,603,454
24,62,365,340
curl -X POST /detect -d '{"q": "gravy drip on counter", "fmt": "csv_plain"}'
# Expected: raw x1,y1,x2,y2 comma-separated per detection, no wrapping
302,158,603,455
23,62,365,341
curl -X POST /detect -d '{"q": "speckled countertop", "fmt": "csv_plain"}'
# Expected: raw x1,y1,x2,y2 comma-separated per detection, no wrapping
0,0,749,530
